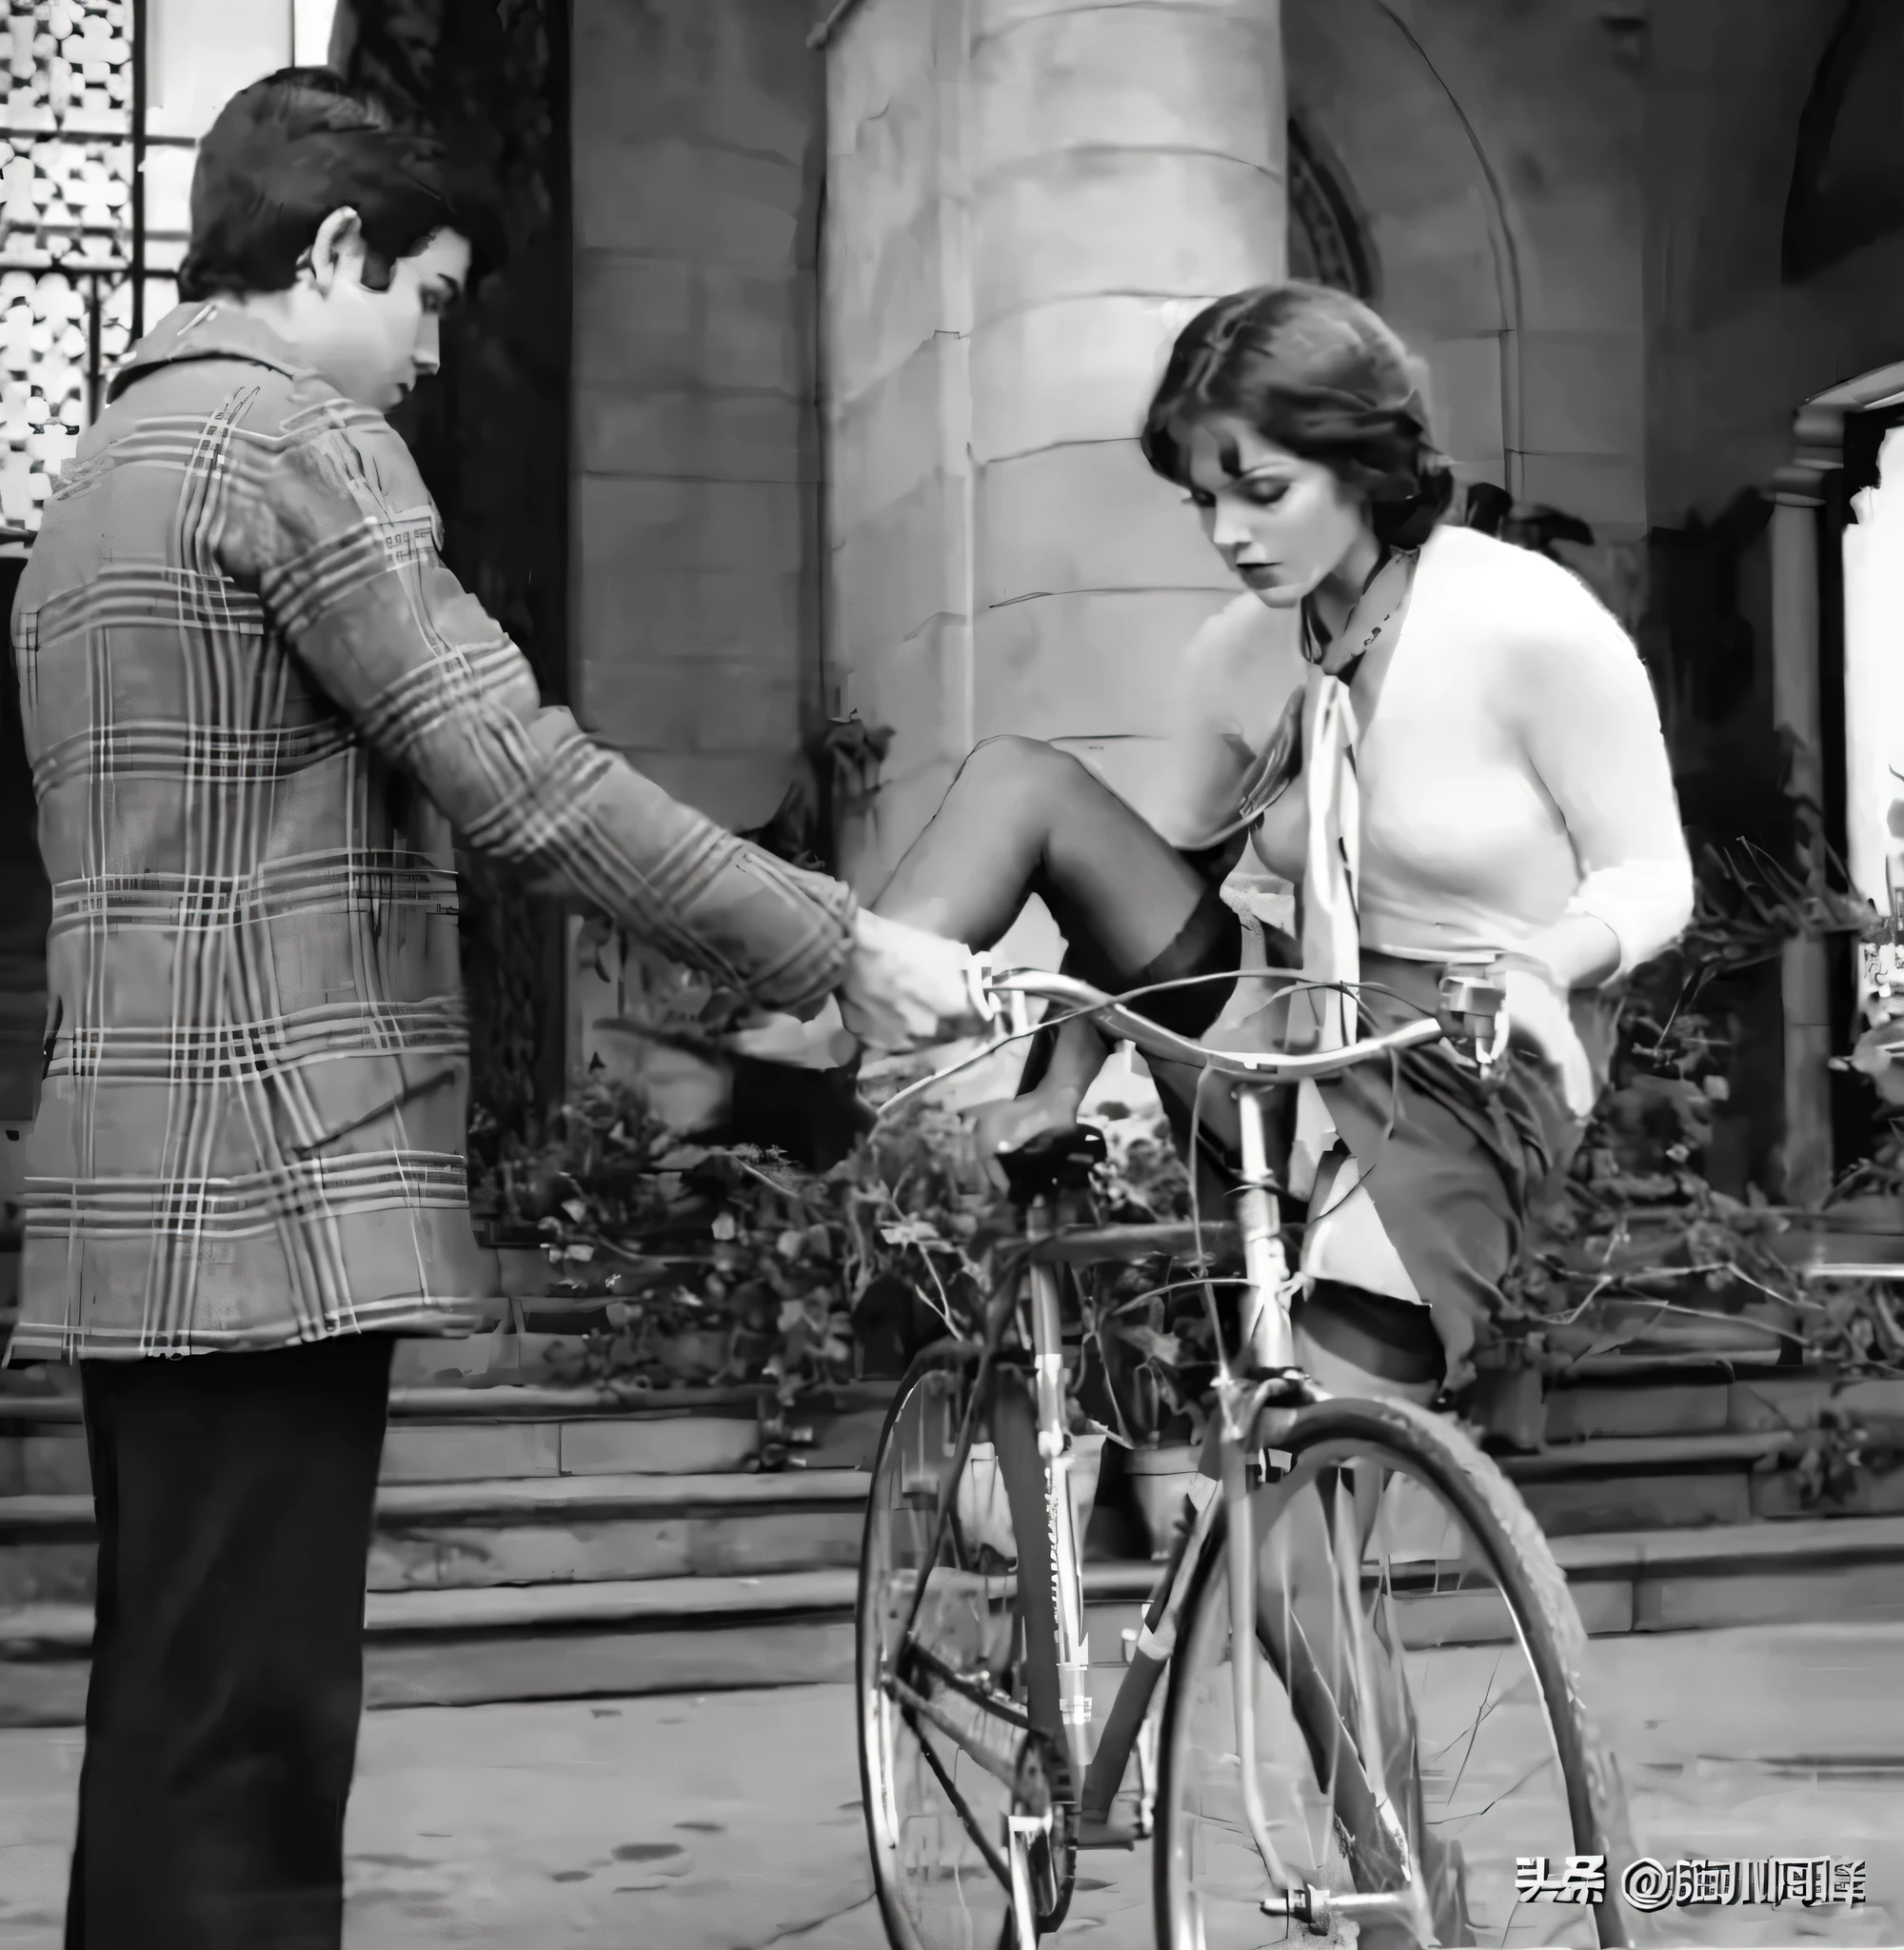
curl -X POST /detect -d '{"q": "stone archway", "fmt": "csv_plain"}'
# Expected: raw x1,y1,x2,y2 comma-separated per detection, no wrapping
1281,0,1521,491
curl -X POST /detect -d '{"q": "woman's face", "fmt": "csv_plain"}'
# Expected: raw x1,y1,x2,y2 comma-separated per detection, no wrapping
1179,413,1369,608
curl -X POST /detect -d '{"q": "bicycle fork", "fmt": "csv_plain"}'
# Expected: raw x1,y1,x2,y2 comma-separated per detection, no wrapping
1222,1090,1434,1941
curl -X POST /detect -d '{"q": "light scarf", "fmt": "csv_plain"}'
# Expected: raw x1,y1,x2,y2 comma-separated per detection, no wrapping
1241,551,1418,1197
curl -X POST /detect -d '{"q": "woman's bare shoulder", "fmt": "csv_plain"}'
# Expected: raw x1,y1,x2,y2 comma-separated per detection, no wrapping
1180,593,1303,734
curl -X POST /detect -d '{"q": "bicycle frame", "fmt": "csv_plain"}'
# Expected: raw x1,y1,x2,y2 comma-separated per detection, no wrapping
883,967,1506,1937
1036,1083,1435,1939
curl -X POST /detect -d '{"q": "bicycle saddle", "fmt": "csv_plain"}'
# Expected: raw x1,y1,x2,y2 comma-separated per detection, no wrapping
996,1124,1108,1204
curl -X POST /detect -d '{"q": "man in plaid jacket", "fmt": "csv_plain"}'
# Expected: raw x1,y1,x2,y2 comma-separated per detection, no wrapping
10,70,979,1949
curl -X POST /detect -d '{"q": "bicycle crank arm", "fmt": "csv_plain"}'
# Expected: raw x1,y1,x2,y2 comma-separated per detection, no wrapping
1262,1883,1430,1939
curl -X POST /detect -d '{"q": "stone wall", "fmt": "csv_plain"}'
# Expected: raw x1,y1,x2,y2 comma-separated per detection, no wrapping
1286,0,1647,542
571,0,825,832
1647,1,1904,524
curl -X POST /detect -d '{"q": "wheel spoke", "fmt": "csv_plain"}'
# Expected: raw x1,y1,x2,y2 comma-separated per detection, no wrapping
903,1702,1016,1895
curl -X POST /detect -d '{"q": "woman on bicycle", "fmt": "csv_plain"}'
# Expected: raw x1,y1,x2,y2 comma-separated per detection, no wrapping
863,281,1694,1405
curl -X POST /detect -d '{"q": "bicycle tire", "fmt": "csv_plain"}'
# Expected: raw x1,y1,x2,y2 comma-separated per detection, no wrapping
858,1340,1079,1948
1153,1394,1637,1950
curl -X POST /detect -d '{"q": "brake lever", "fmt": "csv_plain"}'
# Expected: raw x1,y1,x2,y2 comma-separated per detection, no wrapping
1436,970,1509,1076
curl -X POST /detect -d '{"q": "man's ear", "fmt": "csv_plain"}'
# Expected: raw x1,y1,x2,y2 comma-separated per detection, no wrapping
305,207,366,295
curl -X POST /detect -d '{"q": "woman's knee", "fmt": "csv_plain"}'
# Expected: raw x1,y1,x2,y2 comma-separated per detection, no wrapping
955,733,1085,801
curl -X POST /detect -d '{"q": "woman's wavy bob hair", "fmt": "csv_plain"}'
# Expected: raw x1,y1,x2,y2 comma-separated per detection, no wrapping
1140,282,1454,550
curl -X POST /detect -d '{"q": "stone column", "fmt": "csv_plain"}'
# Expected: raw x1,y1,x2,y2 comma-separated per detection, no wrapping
821,0,977,892
821,0,1286,897
967,0,1286,749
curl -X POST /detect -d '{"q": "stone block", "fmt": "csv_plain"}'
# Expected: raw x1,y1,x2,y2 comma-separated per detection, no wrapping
577,476,808,577
684,1507,864,1577
1544,1383,1731,1444
977,438,1229,604
0,1541,92,1608
578,387,813,485
1418,333,1507,483
822,0,968,388
368,1519,694,1592
972,4,1279,174
1518,329,1646,461
968,294,1193,467
829,472,969,664
972,149,1282,327
1390,1576,1635,1646
560,1414,761,1478
1517,1469,1753,1538
0,1652,87,1725
971,586,1238,742
1634,1560,1904,1633
1729,1372,1851,1432
823,196,968,407
576,134,807,268
360,1617,856,1711
613,751,807,831
19,1436,88,1498
580,658,801,758
572,0,816,172
379,1423,562,1485
575,257,805,399
826,334,970,540
577,567,807,688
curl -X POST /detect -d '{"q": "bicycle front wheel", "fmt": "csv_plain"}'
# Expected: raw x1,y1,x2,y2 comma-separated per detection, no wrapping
858,1343,1077,1949
1154,1395,1636,1949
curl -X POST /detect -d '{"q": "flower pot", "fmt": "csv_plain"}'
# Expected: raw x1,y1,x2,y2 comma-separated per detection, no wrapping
1127,1442,1203,1559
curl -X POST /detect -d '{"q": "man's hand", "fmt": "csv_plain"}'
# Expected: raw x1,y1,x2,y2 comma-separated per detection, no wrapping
838,910,993,1054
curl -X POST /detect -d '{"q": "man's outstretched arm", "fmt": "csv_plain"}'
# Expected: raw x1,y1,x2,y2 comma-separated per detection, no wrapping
219,395,860,1017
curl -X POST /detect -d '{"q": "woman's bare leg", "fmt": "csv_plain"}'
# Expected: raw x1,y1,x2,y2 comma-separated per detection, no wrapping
872,735,1211,974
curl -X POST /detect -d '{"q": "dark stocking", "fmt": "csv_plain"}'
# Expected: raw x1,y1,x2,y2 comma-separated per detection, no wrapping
873,735,1215,974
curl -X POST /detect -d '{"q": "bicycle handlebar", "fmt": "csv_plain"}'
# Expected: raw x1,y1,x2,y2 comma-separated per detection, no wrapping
981,967,1507,1084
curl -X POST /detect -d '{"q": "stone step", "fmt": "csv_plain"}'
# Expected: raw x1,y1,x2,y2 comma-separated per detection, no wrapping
0,1469,875,1606
0,1386,895,1496
4,1520,1901,1727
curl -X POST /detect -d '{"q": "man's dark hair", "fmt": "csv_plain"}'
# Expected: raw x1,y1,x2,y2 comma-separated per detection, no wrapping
178,68,474,302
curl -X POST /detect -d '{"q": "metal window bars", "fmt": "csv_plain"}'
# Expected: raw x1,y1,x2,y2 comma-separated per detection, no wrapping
0,0,190,537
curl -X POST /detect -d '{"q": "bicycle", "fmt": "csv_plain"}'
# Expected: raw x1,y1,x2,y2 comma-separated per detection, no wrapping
856,967,1638,1948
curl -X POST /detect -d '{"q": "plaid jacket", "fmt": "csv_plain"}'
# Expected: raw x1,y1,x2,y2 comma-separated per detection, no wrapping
8,304,856,1362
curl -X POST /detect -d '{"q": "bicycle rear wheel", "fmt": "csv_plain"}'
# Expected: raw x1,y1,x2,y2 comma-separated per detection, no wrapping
858,1342,1078,1949
1154,1395,1636,1949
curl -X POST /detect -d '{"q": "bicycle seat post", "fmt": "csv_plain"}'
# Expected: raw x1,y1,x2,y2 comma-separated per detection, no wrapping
1233,1085,1295,1374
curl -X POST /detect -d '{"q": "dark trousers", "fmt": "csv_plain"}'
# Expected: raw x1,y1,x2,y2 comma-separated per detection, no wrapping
66,1333,395,1950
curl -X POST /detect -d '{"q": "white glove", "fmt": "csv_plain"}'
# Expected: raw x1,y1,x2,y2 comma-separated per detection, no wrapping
838,909,994,1054
722,996,860,1071
1487,956,1597,1120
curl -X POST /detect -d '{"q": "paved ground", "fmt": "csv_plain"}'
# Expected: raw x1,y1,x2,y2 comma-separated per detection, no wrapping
3,1623,1903,1947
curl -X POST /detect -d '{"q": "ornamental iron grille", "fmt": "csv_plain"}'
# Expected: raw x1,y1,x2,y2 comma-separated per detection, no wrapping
0,0,181,533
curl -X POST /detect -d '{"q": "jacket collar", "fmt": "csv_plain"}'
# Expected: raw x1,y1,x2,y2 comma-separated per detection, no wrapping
107,300,323,403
